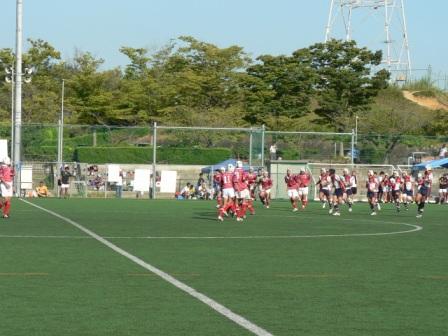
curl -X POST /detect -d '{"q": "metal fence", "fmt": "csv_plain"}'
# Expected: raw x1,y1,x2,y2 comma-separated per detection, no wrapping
1,122,447,199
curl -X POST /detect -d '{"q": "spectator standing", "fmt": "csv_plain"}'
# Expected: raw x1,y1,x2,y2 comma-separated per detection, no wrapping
270,143,277,160
116,170,123,198
60,165,73,198
439,144,447,159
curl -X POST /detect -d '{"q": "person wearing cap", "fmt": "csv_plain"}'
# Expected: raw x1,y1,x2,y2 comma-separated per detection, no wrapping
60,165,73,198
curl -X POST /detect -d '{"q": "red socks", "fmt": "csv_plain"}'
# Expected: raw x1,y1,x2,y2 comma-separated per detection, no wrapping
3,200,10,216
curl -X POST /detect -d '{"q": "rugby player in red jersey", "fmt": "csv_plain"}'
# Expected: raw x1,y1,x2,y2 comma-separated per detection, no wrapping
246,167,257,215
213,167,224,208
0,157,14,218
233,161,251,222
259,171,273,208
297,168,311,210
218,164,235,221
366,170,380,215
285,169,299,212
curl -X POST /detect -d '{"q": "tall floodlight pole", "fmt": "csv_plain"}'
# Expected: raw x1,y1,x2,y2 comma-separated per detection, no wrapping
57,80,65,166
14,0,23,196
57,79,65,197
325,0,411,81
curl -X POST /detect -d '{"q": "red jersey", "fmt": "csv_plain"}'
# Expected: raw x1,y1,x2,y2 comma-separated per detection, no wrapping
284,174,298,190
221,172,234,189
0,165,14,183
260,177,273,190
213,172,222,185
233,167,247,191
297,173,311,187
246,173,257,189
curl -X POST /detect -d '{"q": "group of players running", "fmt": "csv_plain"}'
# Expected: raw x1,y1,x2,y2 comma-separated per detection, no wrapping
214,162,447,221
316,166,444,218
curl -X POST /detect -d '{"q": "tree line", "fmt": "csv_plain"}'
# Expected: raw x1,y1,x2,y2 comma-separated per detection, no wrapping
0,36,445,136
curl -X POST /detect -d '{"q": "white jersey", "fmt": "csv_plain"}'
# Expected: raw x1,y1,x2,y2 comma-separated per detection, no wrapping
350,175,357,188
367,177,379,193
320,174,332,191
333,175,344,189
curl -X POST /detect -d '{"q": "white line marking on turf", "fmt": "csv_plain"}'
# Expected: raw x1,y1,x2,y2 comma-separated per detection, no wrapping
20,199,273,336
1,221,422,240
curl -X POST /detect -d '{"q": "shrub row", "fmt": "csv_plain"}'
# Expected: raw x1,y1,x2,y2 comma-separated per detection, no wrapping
74,147,232,164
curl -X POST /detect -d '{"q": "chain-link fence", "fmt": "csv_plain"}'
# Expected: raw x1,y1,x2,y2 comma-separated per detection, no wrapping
1,123,447,199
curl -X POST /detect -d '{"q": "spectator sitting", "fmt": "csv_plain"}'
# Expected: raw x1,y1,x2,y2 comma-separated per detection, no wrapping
197,182,211,200
189,183,196,198
181,183,192,199
36,181,50,197
93,174,104,191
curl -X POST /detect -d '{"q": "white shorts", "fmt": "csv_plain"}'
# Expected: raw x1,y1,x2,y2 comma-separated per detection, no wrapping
61,184,70,189
440,189,447,193
287,189,298,199
298,187,309,196
236,189,250,200
1,181,13,197
222,188,235,199
260,188,271,195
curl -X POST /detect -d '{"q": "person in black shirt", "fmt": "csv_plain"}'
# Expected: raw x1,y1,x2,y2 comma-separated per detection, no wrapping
438,174,448,204
60,165,73,198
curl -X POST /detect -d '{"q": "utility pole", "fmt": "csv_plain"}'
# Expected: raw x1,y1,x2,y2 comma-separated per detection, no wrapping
57,79,65,197
14,0,23,196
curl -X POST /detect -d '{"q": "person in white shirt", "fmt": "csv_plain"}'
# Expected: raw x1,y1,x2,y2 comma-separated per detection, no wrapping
439,144,447,159
269,144,277,160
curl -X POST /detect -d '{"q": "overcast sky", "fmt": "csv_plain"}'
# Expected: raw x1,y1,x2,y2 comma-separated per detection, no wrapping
1,0,447,77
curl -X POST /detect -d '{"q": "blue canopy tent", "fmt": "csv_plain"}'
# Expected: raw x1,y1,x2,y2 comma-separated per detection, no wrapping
412,158,448,171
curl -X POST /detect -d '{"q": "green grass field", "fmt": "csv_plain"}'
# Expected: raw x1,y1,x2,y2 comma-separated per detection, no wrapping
1,198,447,336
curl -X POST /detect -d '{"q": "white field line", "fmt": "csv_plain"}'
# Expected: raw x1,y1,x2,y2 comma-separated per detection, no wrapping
20,199,273,336
1,217,422,240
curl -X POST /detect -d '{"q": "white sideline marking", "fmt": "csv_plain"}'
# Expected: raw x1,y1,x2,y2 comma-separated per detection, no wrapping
1,221,422,240
20,199,273,336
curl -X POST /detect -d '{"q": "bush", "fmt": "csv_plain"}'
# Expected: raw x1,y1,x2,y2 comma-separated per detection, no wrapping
75,147,232,164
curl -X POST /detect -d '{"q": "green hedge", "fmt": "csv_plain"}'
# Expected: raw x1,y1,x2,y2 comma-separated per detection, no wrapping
75,147,232,164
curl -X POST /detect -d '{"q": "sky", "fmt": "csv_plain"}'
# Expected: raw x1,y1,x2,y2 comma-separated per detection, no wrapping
0,0,447,77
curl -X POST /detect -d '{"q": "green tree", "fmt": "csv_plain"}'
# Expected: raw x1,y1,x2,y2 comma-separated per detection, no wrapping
244,50,315,129
308,39,389,132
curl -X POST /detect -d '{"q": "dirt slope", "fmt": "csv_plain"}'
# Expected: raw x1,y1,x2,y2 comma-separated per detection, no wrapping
402,90,448,111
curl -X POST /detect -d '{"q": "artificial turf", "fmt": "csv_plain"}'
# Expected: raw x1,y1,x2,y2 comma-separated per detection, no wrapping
0,198,447,335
